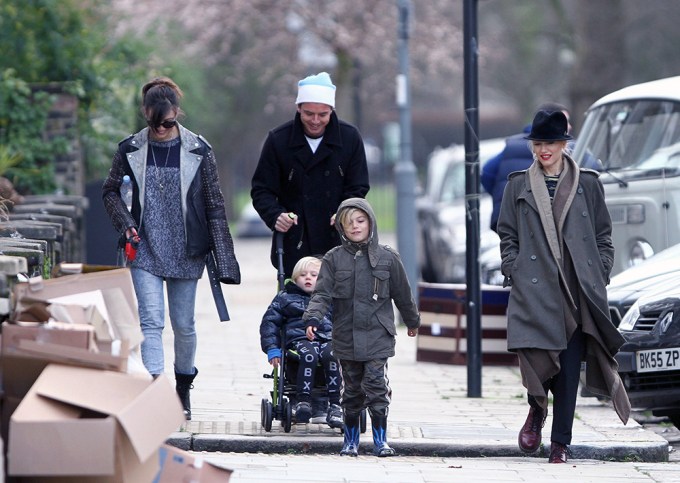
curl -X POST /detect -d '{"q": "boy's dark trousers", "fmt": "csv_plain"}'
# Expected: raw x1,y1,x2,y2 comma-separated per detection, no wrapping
338,358,391,416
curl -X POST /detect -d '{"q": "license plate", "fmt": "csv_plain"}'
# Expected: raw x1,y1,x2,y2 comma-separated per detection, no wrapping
636,347,680,373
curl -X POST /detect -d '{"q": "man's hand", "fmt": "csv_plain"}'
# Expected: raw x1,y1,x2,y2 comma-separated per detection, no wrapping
407,327,418,337
274,212,297,232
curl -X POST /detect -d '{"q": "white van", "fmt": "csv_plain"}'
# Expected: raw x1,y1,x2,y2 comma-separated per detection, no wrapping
572,76,680,276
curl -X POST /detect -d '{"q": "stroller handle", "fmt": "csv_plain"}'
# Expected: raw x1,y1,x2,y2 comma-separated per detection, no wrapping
275,231,286,291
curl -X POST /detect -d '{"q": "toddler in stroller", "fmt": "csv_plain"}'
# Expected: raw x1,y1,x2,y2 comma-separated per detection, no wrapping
260,256,343,428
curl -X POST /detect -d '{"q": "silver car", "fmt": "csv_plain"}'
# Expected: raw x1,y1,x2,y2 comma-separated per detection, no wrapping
417,139,504,283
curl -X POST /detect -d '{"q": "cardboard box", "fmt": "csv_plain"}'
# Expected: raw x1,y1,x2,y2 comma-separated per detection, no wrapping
154,444,233,482
11,291,143,355
8,364,185,481
13,268,138,318
13,268,144,350
0,320,103,400
0,320,130,405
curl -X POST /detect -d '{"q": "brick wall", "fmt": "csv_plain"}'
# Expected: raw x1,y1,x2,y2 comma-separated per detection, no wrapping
32,83,83,196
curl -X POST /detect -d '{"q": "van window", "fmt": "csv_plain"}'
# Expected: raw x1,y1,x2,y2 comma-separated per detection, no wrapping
573,100,680,179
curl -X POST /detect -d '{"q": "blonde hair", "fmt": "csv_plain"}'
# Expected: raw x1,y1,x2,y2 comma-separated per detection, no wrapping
291,256,321,280
338,207,369,230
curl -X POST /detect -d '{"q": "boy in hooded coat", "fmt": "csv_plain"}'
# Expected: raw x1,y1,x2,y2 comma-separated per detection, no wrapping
303,197,420,457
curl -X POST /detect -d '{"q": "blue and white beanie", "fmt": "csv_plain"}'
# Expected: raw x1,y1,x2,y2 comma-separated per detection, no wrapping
296,72,336,108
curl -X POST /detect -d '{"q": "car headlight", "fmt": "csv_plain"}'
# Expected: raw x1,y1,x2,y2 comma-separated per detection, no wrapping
618,302,640,331
628,241,654,268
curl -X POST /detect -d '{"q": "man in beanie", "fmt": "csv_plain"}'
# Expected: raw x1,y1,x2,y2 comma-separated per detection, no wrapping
252,72,370,278
251,72,369,425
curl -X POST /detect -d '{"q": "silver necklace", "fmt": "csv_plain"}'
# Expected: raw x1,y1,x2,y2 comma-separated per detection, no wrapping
151,144,171,190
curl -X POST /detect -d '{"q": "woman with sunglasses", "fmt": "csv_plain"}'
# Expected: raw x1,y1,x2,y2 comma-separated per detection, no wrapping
102,77,240,419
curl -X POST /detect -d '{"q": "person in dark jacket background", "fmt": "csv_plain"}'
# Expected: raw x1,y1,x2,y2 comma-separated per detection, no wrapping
497,110,629,464
482,102,572,233
303,198,420,458
251,72,370,278
259,256,342,429
102,77,240,420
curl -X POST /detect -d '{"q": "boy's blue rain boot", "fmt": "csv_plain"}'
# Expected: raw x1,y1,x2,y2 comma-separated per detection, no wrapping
371,414,396,457
340,412,361,457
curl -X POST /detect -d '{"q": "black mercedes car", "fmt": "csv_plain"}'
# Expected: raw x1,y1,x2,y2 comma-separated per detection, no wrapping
607,244,680,427
616,287,680,426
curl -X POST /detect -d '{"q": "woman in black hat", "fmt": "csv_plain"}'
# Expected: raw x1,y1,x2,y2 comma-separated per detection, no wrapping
497,110,630,463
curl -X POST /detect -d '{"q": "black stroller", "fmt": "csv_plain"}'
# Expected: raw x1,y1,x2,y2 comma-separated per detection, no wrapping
260,232,366,433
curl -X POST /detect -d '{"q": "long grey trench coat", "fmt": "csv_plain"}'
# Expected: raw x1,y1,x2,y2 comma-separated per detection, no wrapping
497,165,624,356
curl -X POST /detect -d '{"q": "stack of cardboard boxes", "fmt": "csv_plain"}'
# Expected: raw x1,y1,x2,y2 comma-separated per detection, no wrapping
0,267,232,482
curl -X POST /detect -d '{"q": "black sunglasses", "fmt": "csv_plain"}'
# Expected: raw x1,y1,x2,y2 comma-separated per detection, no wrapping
147,118,177,129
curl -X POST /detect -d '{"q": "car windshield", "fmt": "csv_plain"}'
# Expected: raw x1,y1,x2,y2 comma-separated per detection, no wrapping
573,99,680,180
439,161,466,203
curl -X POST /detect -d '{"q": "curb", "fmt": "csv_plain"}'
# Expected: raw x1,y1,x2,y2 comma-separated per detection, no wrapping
165,432,669,462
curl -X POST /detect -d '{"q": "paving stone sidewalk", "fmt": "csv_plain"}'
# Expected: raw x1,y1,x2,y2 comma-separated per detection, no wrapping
163,236,669,463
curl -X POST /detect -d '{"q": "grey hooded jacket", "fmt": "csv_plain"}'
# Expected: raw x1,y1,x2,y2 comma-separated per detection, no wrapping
303,198,420,361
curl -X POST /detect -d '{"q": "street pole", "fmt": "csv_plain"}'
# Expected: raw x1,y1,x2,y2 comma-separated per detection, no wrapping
395,0,418,300
463,0,482,398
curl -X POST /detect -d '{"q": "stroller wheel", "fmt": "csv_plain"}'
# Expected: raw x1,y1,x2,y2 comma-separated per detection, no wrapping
283,399,293,433
260,398,266,427
261,398,273,432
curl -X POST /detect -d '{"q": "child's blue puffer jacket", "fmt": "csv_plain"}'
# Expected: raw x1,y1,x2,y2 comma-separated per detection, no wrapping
259,280,333,356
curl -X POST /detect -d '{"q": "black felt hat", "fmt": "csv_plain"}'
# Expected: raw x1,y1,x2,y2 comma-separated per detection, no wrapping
525,110,573,141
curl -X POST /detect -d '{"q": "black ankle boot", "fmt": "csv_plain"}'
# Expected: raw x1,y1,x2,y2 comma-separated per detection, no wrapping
175,368,198,420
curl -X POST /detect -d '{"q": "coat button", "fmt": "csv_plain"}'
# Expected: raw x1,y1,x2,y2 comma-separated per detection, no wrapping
578,187,583,193
530,255,537,260
531,278,538,284
587,259,593,265
582,211,588,217
523,208,528,214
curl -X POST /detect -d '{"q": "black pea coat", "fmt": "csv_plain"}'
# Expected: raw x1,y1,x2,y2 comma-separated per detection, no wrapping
251,111,369,276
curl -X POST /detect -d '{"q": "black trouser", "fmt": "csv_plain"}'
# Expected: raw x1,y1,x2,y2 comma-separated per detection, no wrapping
529,327,584,445
339,358,391,418
292,339,341,405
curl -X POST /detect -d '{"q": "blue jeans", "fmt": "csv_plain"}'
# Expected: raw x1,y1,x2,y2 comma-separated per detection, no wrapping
131,268,198,375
